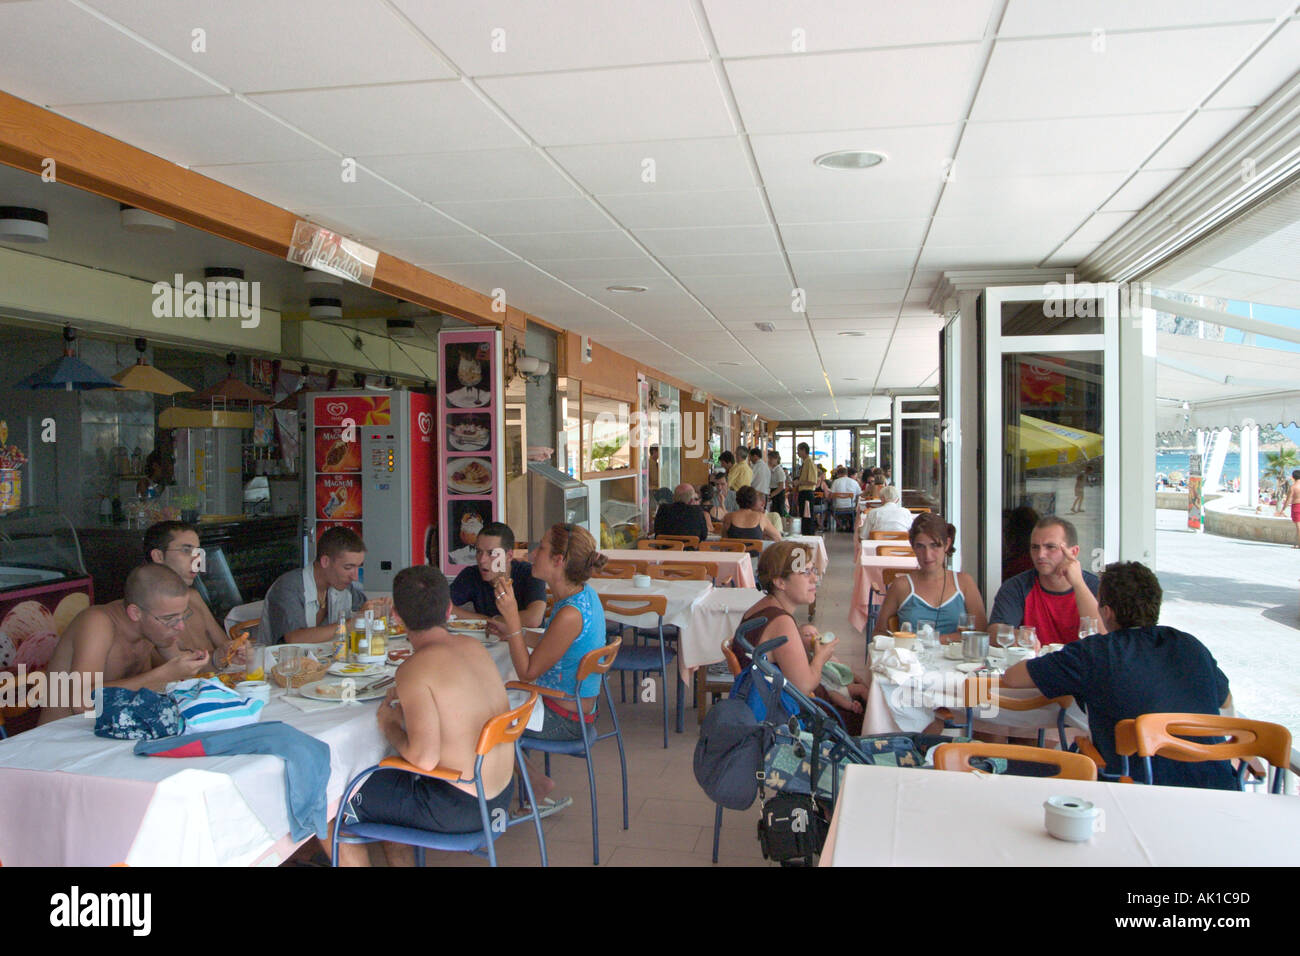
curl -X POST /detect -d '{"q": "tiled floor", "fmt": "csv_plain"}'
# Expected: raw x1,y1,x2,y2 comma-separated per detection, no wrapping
363,526,866,867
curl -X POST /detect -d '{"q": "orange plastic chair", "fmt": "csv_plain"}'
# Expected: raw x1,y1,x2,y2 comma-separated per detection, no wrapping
598,594,684,749
880,567,910,593
729,538,763,557
647,563,711,581
869,530,911,541
876,545,914,557
512,639,629,865
957,678,1075,749
907,507,932,514
332,691,547,867
1075,721,1138,783
1131,713,1292,792
593,561,636,579
228,618,260,643
932,743,1098,781
699,540,745,553
636,538,684,551
655,534,700,549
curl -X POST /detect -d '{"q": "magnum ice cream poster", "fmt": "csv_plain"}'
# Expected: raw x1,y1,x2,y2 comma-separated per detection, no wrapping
437,329,503,575
310,395,392,541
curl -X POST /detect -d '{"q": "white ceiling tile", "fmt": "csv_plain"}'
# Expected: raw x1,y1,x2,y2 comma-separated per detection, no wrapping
249,82,524,157
530,258,662,282
780,219,930,251
0,2,220,105
433,196,613,234
428,260,557,295
726,45,983,133
79,0,454,92
493,231,644,260
549,137,754,195
768,180,943,223
190,158,408,209
802,272,911,293
360,149,577,201
972,25,1267,120
683,274,798,299
391,0,706,75
789,250,918,274
751,125,958,188
599,189,770,229
305,204,466,240
918,246,1047,269
1207,17,1300,109
998,0,1287,36
935,173,1120,219
55,97,328,166
657,253,789,277
1100,168,1186,212
478,63,734,146
704,0,997,56
955,113,1183,177
1144,108,1253,168
1043,241,1102,268
635,225,778,257
385,232,518,265
1069,211,1135,244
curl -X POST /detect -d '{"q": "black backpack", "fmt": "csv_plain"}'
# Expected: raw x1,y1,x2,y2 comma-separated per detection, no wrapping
693,694,774,810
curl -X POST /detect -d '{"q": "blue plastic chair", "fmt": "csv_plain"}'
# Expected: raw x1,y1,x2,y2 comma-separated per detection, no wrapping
600,593,684,748
331,690,547,867
512,638,628,866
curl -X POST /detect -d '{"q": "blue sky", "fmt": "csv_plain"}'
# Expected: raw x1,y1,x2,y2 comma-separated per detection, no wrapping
1223,300,1300,353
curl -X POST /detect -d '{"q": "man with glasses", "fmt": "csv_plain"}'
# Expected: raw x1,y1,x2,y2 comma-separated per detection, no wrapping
451,522,547,632
40,564,210,723
653,483,709,541
143,521,230,658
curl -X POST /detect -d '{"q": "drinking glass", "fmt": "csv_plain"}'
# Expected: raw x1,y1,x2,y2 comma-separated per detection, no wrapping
957,613,974,633
1016,626,1037,651
1078,616,1098,640
994,625,1015,652
279,646,303,696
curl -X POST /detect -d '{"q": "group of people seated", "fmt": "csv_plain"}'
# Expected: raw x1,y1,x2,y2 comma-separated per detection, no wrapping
651,481,785,545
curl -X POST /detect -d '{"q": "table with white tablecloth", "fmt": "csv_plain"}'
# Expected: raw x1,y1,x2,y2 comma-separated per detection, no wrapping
863,641,1087,740
0,638,519,866
820,764,1300,866
599,549,756,588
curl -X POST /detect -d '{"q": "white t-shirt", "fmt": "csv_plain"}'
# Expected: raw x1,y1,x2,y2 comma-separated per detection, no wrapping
830,476,860,498
749,459,771,495
860,501,915,538
769,464,787,493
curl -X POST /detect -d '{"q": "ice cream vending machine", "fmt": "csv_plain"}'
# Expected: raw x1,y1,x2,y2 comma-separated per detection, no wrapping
301,389,436,591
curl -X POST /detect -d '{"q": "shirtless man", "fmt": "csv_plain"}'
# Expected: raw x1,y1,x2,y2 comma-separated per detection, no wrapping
1277,469,1300,549
143,521,231,659
40,564,210,724
332,565,513,866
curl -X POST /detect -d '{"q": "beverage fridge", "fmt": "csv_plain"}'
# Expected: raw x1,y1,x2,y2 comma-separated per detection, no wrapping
300,389,435,591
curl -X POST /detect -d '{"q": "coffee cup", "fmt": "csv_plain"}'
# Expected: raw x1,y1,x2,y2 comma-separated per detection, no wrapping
235,680,271,705
632,573,652,588
943,641,964,660
1005,646,1033,663
1043,796,1105,842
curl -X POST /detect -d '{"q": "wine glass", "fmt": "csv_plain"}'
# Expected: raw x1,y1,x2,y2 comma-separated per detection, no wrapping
994,624,1015,652
1016,626,1037,652
1078,616,1098,641
279,646,303,697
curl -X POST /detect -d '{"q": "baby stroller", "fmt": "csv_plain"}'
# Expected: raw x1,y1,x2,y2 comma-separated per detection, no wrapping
697,616,926,866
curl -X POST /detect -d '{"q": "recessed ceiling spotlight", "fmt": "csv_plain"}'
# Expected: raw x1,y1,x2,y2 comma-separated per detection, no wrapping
755,322,776,332
120,204,176,234
814,149,887,171
606,285,647,294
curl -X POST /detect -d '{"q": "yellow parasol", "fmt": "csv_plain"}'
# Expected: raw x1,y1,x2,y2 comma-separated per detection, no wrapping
1009,414,1103,470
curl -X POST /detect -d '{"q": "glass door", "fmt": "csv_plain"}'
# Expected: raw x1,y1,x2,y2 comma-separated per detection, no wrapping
982,286,1118,605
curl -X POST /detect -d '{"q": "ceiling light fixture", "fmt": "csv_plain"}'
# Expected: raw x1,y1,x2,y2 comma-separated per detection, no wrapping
814,149,887,171
304,268,344,288
310,297,343,320
755,322,776,333
838,331,867,337
0,206,49,243
606,285,647,294
119,204,175,234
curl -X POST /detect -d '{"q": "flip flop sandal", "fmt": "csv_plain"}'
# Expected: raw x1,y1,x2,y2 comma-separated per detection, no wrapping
511,795,573,822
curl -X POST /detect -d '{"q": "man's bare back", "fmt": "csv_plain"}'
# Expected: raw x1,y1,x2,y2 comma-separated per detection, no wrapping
394,631,511,798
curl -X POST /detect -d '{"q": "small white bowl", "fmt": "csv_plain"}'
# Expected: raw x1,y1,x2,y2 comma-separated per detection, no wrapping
632,574,652,588
235,680,271,704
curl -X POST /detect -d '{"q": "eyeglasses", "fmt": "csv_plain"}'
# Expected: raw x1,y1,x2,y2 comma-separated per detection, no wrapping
164,544,199,555
149,608,194,629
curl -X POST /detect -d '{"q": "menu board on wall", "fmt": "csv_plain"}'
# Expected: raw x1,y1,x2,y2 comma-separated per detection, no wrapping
309,395,391,541
437,330,504,575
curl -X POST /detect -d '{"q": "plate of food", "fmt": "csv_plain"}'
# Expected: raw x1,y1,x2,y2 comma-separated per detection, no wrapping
447,458,492,494
327,661,386,677
449,420,490,451
447,618,488,632
299,678,390,702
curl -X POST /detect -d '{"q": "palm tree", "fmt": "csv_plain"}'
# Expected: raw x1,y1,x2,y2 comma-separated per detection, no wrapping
1264,448,1300,501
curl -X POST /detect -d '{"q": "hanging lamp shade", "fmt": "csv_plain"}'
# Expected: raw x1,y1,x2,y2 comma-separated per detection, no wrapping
15,326,120,391
190,352,273,404
111,337,193,396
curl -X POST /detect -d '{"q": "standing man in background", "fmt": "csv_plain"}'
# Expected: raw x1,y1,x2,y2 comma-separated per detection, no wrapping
748,447,771,513
767,450,788,517
796,442,818,535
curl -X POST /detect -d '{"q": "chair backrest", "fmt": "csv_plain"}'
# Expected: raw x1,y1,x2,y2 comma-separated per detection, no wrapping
830,492,855,510
720,639,741,677
655,534,700,548
637,538,684,551
593,561,636,579
932,743,1098,780
475,691,539,755
1114,718,1137,756
228,618,261,642
735,539,763,557
699,540,745,553
869,530,911,540
960,677,1073,713
1132,713,1293,770
876,545,914,557
577,637,623,682
907,507,932,514
881,567,910,592
597,593,668,621
222,599,264,635
647,562,711,581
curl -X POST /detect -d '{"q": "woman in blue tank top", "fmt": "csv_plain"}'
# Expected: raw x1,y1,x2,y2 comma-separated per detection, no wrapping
872,513,988,644
497,523,608,741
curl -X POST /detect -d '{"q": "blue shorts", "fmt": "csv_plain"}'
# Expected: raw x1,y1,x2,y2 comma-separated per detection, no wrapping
345,769,514,834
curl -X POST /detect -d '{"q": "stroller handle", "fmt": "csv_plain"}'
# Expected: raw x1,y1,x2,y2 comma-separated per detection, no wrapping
731,616,787,665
